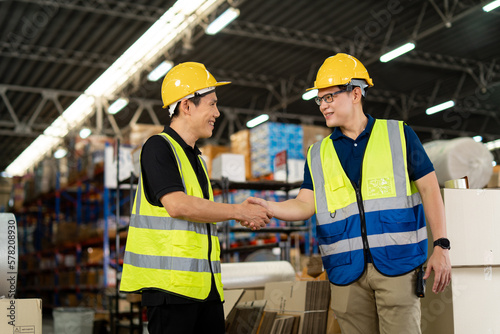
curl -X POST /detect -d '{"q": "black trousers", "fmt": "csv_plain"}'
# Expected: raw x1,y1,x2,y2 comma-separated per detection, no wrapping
146,300,225,334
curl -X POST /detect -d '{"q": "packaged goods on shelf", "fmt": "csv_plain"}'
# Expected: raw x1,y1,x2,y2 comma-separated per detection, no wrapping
55,221,78,245
250,122,304,178
212,153,246,182
302,124,332,156
124,123,164,147
273,158,305,183
12,177,25,211
199,144,231,178
230,129,252,179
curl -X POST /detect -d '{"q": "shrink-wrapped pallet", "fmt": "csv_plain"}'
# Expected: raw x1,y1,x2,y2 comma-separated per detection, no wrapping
423,137,493,189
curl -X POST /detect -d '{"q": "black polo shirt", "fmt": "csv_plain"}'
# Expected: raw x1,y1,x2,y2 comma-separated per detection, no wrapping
139,126,220,306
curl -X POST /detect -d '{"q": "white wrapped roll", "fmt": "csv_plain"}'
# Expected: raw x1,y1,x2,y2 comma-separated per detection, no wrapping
423,137,493,189
221,261,295,289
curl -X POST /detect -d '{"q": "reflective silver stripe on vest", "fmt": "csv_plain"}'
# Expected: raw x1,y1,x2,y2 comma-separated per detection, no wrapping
161,135,187,191
124,252,221,274
310,143,329,216
387,119,407,198
311,120,421,226
130,214,218,236
319,226,428,256
315,192,422,224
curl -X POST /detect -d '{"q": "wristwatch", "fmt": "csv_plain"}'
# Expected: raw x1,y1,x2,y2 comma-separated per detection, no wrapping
433,238,451,250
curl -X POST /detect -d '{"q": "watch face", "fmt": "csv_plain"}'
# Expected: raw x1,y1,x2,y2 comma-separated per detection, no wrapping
436,238,450,248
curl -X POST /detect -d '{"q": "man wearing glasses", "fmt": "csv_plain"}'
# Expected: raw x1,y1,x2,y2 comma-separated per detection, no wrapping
248,53,451,333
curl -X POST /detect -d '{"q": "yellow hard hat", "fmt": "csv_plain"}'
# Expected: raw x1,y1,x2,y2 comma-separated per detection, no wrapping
307,53,374,91
161,62,230,109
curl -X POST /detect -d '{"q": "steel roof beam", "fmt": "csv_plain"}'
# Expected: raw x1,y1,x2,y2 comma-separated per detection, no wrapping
16,0,164,22
0,42,115,68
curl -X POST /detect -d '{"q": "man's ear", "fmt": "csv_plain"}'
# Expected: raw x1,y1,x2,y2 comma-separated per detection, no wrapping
352,87,363,104
179,99,191,116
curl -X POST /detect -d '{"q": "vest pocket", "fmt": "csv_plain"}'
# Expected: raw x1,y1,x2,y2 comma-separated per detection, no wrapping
380,210,424,260
324,176,350,210
317,220,352,267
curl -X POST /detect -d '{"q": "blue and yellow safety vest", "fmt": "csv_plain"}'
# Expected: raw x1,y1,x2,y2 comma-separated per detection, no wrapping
308,119,427,285
120,133,223,301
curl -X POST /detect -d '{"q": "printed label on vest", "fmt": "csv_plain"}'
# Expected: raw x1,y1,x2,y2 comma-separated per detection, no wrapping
367,177,393,196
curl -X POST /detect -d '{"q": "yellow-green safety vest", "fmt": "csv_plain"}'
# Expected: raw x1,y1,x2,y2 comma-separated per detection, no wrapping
120,133,223,301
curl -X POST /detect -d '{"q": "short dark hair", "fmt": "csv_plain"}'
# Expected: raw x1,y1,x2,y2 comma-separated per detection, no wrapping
170,89,214,119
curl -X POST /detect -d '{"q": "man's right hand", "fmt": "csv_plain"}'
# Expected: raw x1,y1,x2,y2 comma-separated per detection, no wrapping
237,199,273,230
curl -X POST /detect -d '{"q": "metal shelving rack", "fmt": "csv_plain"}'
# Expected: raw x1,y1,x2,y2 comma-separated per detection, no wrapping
211,177,314,263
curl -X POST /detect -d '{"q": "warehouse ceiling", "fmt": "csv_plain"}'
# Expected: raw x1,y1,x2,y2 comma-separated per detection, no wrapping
1,0,500,174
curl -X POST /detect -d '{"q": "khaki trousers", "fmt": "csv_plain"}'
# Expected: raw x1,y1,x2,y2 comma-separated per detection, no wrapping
330,264,421,334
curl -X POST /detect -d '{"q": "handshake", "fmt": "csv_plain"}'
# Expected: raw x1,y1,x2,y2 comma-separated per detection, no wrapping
236,197,274,230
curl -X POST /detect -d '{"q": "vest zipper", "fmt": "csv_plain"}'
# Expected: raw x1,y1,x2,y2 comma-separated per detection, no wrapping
352,182,370,265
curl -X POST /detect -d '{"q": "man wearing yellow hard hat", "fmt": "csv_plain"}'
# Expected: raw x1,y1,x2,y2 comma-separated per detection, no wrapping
120,62,272,333
248,54,451,333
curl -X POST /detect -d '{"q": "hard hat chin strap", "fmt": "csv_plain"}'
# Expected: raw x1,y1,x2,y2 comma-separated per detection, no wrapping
168,86,215,117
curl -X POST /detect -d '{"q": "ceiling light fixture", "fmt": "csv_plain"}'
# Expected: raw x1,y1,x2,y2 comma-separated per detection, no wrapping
6,0,222,176
108,98,129,115
483,0,500,12
302,89,317,101
485,139,500,151
425,100,455,115
54,148,68,159
473,135,483,143
79,127,92,139
206,7,240,35
147,60,174,81
246,114,269,128
380,42,416,63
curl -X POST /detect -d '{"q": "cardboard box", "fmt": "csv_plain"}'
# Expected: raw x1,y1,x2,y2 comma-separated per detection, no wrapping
199,144,231,178
230,129,252,180
421,188,500,333
212,153,246,182
273,158,305,183
302,124,332,157
421,267,500,334
264,281,330,334
486,165,500,188
441,189,500,266
0,299,42,334
124,123,164,147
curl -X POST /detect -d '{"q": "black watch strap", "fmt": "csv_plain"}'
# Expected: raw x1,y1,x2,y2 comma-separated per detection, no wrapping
433,238,450,250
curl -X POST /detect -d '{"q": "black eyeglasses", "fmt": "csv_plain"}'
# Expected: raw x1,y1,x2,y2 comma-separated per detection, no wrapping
314,85,353,106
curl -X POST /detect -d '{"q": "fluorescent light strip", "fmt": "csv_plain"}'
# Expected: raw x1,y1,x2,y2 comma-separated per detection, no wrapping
425,100,455,115
302,89,317,101
380,42,415,63
147,60,174,82
108,98,129,115
206,7,240,35
6,0,221,176
246,114,269,128
485,139,500,151
483,0,500,11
